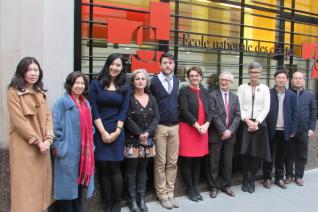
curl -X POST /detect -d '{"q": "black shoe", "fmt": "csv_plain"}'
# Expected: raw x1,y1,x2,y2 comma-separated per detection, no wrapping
187,188,199,202
209,188,218,198
129,198,139,212
137,196,147,212
194,187,203,201
275,179,287,189
242,182,249,192
248,182,255,193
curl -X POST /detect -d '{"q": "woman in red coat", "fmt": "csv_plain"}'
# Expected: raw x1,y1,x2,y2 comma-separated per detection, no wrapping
178,66,212,202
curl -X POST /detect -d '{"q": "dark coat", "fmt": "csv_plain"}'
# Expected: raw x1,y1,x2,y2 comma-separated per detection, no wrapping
265,87,297,141
291,88,317,133
179,85,212,125
209,89,241,144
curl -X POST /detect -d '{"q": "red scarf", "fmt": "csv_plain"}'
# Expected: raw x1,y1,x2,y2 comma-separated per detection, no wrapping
71,95,94,187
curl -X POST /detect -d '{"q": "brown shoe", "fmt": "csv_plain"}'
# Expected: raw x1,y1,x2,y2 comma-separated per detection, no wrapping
275,180,287,189
160,198,173,209
284,176,293,184
221,187,235,197
295,178,304,186
263,179,272,189
209,188,218,198
168,197,179,208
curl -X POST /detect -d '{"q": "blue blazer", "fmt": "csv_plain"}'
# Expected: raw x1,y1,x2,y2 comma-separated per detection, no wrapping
52,93,94,200
265,87,297,141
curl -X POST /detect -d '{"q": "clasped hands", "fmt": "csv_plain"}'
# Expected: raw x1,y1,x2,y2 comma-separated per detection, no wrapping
245,118,259,132
37,140,51,154
194,122,209,135
139,132,149,145
101,128,121,144
221,129,232,140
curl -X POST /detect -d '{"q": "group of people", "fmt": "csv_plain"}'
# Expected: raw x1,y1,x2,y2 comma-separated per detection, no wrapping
7,52,316,212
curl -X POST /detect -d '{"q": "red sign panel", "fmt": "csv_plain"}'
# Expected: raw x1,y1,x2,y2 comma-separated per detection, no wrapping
82,1,170,74
302,43,318,79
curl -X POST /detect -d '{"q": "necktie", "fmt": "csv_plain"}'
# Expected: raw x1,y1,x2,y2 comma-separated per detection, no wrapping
224,92,230,128
166,78,172,94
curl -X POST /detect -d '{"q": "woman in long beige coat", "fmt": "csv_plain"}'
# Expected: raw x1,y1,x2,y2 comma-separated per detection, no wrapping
7,57,54,212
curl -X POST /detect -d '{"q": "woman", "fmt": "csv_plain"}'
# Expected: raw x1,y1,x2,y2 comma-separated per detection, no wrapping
51,71,95,212
178,66,212,202
237,62,271,193
88,53,130,212
7,57,53,212
124,69,159,212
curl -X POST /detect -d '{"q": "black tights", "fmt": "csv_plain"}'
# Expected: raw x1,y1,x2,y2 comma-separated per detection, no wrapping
125,158,150,196
241,154,259,181
180,157,201,195
125,158,150,182
96,161,122,212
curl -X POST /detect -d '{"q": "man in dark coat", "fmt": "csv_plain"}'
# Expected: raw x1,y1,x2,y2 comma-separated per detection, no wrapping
285,71,317,186
263,69,297,189
206,71,241,198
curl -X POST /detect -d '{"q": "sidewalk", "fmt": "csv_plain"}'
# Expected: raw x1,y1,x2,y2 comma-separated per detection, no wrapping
122,169,318,212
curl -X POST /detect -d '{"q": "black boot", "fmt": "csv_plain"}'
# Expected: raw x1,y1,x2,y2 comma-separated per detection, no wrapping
137,175,148,212
248,172,256,193
127,178,139,212
241,173,249,192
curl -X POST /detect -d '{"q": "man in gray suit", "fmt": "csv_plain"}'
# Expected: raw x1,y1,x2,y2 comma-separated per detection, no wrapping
206,71,241,198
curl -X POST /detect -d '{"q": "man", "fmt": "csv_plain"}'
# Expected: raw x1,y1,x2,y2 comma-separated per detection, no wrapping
206,71,241,198
285,71,317,186
150,52,179,209
263,69,297,189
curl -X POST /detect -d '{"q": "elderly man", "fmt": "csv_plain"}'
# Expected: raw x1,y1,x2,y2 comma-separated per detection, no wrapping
206,71,241,198
284,71,317,186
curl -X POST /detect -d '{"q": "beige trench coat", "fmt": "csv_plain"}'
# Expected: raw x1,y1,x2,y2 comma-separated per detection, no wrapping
7,88,54,212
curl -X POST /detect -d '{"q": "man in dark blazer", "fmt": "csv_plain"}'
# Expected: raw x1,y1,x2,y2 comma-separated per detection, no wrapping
285,71,317,186
263,69,297,189
206,71,241,198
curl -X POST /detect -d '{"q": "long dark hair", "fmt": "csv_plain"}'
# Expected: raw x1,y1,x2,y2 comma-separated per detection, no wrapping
8,57,46,92
97,53,127,91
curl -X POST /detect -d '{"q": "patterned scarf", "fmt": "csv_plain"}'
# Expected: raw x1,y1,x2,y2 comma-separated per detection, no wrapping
71,95,94,187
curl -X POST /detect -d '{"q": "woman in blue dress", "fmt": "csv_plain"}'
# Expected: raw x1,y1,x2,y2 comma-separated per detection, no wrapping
88,53,130,212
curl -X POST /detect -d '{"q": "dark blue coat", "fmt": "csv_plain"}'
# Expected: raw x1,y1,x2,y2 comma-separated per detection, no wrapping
266,88,297,141
291,88,317,133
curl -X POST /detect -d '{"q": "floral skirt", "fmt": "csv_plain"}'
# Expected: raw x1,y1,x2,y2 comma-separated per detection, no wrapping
124,145,156,158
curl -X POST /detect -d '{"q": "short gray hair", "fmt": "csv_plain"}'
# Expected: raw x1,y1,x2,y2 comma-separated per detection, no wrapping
219,71,234,82
248,62,262,71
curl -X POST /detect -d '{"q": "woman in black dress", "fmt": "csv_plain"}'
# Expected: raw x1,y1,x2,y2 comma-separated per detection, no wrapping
124,69,159,212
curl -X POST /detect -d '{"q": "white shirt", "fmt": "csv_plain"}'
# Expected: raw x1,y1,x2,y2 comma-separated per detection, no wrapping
158,72,174,93
276,91,285,129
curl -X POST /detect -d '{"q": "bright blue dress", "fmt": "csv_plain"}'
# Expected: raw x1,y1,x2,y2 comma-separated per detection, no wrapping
88,80,130,161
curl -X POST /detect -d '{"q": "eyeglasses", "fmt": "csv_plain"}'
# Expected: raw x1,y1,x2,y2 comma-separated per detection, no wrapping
249,71,261,75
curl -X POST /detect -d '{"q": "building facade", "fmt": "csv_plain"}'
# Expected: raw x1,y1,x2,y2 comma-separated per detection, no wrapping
1,0,318,211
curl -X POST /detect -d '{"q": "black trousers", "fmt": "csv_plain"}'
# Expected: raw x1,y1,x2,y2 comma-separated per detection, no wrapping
180,157,201,195
96,161,123,212
285,132,308,179
241,155,259,180
56,187,83,212
206,142,234,190
263,131,286,181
